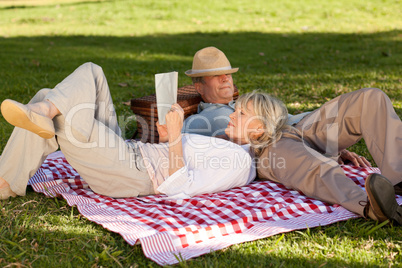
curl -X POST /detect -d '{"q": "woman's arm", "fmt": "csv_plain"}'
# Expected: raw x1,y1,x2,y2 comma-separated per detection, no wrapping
165,103,185,176
156,121,168,143
157,137,256,198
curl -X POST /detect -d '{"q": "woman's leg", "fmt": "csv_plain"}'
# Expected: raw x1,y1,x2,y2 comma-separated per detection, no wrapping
55,114,153,198
45,62,122,143
0,89,59,196
1,62,153,198
46,62,154,197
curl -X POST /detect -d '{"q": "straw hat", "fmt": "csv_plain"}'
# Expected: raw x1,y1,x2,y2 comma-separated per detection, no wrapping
185,47,239,77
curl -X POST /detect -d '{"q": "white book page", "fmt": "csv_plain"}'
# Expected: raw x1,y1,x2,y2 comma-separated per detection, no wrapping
155,71,178,125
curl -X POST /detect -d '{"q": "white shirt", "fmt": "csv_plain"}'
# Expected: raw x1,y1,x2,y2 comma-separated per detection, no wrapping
138,134,256,199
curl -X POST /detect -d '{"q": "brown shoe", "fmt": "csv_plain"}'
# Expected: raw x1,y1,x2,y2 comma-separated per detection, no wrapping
394,182,402,196
365,174,402,225
1,99,55,139
363,202,380,222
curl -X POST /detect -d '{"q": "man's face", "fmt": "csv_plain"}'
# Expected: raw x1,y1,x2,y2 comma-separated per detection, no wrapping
196,74,234,104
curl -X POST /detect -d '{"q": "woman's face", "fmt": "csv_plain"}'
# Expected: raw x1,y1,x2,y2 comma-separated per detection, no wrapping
225,100,264,145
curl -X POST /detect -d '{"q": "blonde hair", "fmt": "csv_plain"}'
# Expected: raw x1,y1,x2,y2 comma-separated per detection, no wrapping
236,90,290,157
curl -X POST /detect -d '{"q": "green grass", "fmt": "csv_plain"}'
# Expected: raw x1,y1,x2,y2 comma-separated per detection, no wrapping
0,0,401,267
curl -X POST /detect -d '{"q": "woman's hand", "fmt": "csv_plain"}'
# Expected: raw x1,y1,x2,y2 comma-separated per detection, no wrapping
338,149,372,168
156,104,184,144
165,103,184,144
156,121,168,143
165,104,185,176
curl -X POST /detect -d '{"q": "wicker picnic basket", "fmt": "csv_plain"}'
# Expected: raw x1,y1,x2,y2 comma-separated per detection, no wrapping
130,85,238,143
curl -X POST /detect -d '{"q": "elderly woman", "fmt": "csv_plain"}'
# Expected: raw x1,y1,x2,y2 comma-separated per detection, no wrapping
0,63,284,200
228,90,402,225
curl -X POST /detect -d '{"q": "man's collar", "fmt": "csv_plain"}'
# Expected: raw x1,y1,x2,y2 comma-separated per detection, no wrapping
198,100,236,111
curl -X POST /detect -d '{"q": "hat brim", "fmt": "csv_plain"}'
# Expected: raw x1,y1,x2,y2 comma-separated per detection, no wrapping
185,67,239,77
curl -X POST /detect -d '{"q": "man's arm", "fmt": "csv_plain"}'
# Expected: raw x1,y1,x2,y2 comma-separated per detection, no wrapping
338,149,372,167
182,104,234,137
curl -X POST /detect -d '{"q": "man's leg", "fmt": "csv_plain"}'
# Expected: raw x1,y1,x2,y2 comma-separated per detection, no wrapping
296,88,401,185
257,135,368,216
286,88,401,222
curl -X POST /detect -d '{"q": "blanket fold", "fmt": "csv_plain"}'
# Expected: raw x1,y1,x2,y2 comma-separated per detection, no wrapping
28,151,401,265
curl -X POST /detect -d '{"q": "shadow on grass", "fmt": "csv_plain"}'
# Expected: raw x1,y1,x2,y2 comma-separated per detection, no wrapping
0,190,158,267
0,30,400,100
0,30,400,142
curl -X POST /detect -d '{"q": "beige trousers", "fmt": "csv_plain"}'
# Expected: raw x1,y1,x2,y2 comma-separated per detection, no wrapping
257,88,402,216
0,63,154,198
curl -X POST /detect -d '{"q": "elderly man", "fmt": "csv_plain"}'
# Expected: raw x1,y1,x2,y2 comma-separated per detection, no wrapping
181,46,238,137
182,46,402,225
183,47,310,136
183,46,368,167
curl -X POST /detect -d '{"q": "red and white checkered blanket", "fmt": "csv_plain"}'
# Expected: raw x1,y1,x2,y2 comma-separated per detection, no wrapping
28,151,402,265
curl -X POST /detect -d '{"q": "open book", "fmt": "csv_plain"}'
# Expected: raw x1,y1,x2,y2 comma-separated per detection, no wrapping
155,71,178,125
